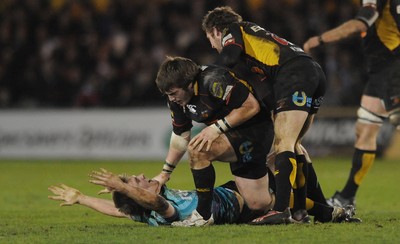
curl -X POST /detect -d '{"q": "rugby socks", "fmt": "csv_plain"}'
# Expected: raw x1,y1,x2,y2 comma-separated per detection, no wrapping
306,162,327,204
340,148,376,199
291,193,332,223
273,151,297,212
293,154,308,211
307,201,334,223
192,164,216,220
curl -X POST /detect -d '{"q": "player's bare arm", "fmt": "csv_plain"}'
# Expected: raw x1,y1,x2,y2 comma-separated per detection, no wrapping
303,19,368,53
48,184,126,217
153,131,191,185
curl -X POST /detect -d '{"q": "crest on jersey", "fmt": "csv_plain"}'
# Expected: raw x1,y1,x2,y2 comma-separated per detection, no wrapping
211,82,224,99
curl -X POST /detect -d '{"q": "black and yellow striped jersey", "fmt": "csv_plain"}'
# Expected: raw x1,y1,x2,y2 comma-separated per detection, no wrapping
216,21,310,80
356,0,400,72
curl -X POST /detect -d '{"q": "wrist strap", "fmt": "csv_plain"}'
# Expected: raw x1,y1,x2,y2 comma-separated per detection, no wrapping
318,35,324,45
163,161,176,174
212,118,231,134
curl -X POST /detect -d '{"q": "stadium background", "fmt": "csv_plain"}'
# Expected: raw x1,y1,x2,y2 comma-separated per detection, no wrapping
0,0,398,159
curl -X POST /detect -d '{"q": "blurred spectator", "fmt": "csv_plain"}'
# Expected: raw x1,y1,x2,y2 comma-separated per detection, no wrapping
0,0,365,108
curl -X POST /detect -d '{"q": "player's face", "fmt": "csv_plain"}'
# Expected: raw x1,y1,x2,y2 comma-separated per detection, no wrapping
165,85,193,107
206,28,223,53
127,174,160,193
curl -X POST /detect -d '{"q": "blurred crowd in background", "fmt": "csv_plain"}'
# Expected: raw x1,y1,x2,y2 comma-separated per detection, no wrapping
0,0,365,108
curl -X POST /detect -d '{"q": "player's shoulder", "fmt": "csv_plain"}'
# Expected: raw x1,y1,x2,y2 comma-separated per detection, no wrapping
201,65,234,86
198,65,235,98
200,65,231,84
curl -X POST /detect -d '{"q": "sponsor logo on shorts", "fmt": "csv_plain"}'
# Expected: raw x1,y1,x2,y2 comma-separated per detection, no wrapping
239,141,253,163
292,91,312,107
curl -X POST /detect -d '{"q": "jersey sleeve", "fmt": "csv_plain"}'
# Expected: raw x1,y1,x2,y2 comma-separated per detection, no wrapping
167,101,193,135
355,1,380,27
203,67,250,110
215,23,244,68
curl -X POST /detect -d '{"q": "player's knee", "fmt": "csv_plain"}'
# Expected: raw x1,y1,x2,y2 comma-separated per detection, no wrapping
389,109,400,129
357,107,386,126
188,147,209,167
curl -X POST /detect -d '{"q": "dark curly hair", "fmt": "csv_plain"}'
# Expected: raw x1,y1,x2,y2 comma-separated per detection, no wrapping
155,56,200,94
202,6,242,33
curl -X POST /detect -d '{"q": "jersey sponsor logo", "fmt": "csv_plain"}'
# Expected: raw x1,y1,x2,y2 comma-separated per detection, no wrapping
390,96,400,106
201,110,209,118
222,85,234,100
211,82,224,98
292,91,312,107
222,33,235,46
186,104,197,114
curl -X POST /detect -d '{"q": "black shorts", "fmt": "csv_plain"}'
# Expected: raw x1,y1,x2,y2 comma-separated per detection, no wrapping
364,59,400,111
271,57,327,114
225,120,274,179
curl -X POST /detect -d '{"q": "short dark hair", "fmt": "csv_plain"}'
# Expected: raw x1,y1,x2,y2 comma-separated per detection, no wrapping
202,6,242,33
112,175,149,217
155,56,200,94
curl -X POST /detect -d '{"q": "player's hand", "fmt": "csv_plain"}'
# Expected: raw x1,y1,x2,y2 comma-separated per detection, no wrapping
152,172,170,185
89,168,124,192
48,184,83,206
97,187,113,195
189,125,220,151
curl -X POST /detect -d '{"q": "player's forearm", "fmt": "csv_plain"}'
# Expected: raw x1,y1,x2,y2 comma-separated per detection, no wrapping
119,184,170,215
166,131,190,164
224,93,260,128
77,195,127,217
320,19,367,44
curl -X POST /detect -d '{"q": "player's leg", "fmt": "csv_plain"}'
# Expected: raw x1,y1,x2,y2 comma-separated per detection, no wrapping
235,175,274,212
174,134,236,226
306,198,361,223
328,95,385,207
272,110,308,211
293,118,313,212
296,141,328,205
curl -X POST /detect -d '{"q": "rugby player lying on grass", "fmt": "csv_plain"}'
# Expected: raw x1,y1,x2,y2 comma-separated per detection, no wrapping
48,168,360,226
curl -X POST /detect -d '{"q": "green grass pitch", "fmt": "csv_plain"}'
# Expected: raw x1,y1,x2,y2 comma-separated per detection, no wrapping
1,157,399,243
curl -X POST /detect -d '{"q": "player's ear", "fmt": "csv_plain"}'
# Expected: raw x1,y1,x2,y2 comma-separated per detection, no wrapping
212,27,219,37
